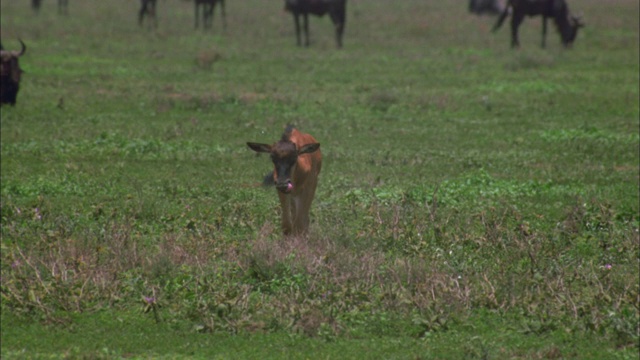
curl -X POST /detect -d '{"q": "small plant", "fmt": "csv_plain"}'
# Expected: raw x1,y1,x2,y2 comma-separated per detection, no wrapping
142,295,161,324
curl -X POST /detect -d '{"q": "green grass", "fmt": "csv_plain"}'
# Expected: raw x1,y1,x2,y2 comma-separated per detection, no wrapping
1,0,639,358
2,309,636,359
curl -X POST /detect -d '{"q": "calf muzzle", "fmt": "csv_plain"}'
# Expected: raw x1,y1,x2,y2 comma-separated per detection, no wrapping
276,181,293,194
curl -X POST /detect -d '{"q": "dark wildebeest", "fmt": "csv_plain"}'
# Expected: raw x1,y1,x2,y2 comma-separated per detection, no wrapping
492,0,584,48
469,0,503,15
31,0,69,14
139,0,158,28
1,40,27,106
284,0,347,48
195,0,226,30
31,0,42,12
58,0,69,15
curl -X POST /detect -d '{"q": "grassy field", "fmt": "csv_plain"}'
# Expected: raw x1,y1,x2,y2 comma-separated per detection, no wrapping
1,0,639,358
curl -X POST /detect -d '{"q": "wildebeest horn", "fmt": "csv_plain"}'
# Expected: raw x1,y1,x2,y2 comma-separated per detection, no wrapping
17,39,26,57
572,12,585,26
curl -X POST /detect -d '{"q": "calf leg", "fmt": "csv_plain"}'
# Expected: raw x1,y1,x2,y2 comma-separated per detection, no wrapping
293,185,317,235
279,193,294,236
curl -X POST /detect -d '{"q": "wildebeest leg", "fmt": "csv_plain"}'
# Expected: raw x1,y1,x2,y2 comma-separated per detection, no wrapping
510,12,525,48
329,11,345,48
138,1,145,26
541,16,548,48
138,2,147,26
195,3,200,28
31,0,42,12
206,3,214,29
4,83,19,105
151,1,158,28
220,0,227,30
59,0,68,15
302,13,310,47
9,92,18,105
492,6,509,32
293,13,302,46
203,4,209,29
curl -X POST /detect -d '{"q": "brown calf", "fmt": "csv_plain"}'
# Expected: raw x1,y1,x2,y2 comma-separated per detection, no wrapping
247,126,322,236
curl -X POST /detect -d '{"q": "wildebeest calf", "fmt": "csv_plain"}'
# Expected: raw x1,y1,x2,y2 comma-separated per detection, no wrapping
1,40,27,106
247,126,322,236
284,0,347,48
195,0,226,30
493,0,584,48
139,0,158,28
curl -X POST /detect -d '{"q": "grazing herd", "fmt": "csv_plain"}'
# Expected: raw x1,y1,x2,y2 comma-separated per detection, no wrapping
12,0,587,54
2,1,587,235
0,0,586,108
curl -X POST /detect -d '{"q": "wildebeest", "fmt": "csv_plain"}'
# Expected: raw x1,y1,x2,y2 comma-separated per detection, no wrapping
247,126,322,236
492,0,584,48
31,0,42,12
469,0,503,15
1,40,27,106
284,0,347,48
139,0,158,28
195,0,226,30
31,0,69,14
58,0,69,15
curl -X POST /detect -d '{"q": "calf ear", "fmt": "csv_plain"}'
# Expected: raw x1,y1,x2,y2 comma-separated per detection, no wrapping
247,142,272,153
298,143,320,155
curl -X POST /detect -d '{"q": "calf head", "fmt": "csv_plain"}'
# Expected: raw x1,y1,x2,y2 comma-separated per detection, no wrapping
247,140,320,194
